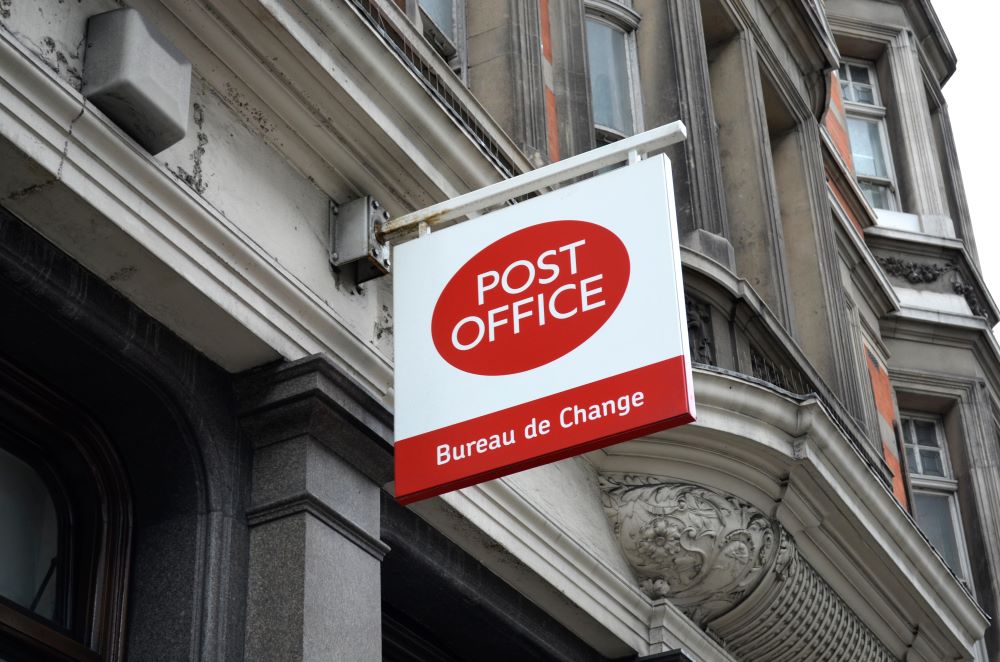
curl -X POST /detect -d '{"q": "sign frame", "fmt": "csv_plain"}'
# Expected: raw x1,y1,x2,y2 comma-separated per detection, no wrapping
392,153,694,505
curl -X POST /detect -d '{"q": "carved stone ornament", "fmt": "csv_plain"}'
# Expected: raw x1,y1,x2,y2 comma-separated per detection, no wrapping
600,475,779,623
876,256,988,318
953,281,988,317
600,475,897,661
685,297,715,365
876,255,952,284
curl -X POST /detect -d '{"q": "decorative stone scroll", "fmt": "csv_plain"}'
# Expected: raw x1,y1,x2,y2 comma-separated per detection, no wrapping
600,475,897,661
599,476,779,624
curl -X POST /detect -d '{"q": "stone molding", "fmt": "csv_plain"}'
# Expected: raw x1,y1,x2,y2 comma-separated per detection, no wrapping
875,255,989,317
600,474,897,661
246,493,390,561
237,353,394,484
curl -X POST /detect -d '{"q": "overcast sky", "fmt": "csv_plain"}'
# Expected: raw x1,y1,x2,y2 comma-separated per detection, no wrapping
928,2,999,326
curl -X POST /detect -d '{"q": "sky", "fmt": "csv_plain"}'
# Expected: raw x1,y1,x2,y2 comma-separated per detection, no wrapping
928,2,1000,326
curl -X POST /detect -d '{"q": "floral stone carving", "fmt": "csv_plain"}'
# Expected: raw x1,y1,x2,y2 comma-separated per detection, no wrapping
600,475,898,661
599,475,781,624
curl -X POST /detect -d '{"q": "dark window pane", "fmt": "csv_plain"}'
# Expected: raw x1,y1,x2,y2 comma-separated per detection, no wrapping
913,492,963,576
419,0,455,41
920,449,945,477
0,447,60,622
914,420,938,447
859,180,892,209
855,85,875,104
906,447,919,473
901,420,914,444
586,19,633,135
847,117,888,178
850,64,871,85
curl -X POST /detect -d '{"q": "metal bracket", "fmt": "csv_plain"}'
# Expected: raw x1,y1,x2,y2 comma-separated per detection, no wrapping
379,121,687,241
329,196,391,283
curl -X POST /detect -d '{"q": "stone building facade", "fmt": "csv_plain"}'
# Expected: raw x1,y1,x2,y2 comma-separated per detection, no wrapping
0,0,997,660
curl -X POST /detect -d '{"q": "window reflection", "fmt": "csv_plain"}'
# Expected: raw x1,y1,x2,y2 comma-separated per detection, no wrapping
913,492,962,575
420,0,455,43
586,18,633,136
0,446,61,624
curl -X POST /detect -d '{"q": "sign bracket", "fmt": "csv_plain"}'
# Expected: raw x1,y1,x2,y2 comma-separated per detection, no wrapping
379,121,687,242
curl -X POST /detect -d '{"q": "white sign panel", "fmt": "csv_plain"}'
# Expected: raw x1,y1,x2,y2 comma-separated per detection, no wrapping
393,155,694,504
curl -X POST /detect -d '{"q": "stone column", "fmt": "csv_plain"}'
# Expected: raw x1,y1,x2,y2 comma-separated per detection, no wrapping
704,31,794,327
467,1,549,165
238,356,394,662
883,29,952,234
634,0,735,269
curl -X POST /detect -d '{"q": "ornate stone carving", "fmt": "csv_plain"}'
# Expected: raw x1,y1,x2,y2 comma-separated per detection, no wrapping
685,296,715,365
599,475,780,623
876,256,988,318
953,281,988,317
600,475,897,661
876,255,952,284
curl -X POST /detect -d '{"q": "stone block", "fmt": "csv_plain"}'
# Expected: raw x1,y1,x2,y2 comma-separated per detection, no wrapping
83,9,191,154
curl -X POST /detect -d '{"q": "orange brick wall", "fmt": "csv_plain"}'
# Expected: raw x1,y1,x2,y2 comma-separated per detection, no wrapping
864,346,909,509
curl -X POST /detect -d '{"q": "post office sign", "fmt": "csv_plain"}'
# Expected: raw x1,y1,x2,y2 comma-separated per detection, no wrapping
393,155,694,504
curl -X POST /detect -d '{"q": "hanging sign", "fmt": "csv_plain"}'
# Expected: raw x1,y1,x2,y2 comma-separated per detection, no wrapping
393,154,694,505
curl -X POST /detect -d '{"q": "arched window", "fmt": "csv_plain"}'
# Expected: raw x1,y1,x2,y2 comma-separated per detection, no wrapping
584,0,643,145
0,359,130,662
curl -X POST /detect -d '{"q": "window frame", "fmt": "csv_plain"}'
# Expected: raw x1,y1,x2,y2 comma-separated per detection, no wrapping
409,0,467,82
840,58,899,211
0,358,131,662
900,413,974,583
584,0,643,144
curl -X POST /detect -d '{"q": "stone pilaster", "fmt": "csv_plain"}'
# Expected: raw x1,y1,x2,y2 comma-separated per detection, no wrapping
634,0,735,269
238,356,393,662
884,29,951,230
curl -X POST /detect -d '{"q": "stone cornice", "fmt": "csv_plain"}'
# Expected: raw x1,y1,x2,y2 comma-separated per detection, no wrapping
152,0,532,205
237,354,393,484
246,493,391,560
826,5,955,86
824,164,901,320
881,311,1000,413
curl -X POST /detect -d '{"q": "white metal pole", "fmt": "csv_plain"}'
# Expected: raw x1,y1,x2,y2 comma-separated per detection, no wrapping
380,121,687,240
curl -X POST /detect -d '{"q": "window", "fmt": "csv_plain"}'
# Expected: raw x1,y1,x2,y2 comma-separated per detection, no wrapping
901,415,971,580
0,436,101,662
410,0,466,79
585,1,642,145
840,60,898,210
0,358,130,662
0,447,65,624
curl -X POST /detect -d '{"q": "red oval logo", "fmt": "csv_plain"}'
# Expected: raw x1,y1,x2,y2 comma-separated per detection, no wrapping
431,220,630,375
